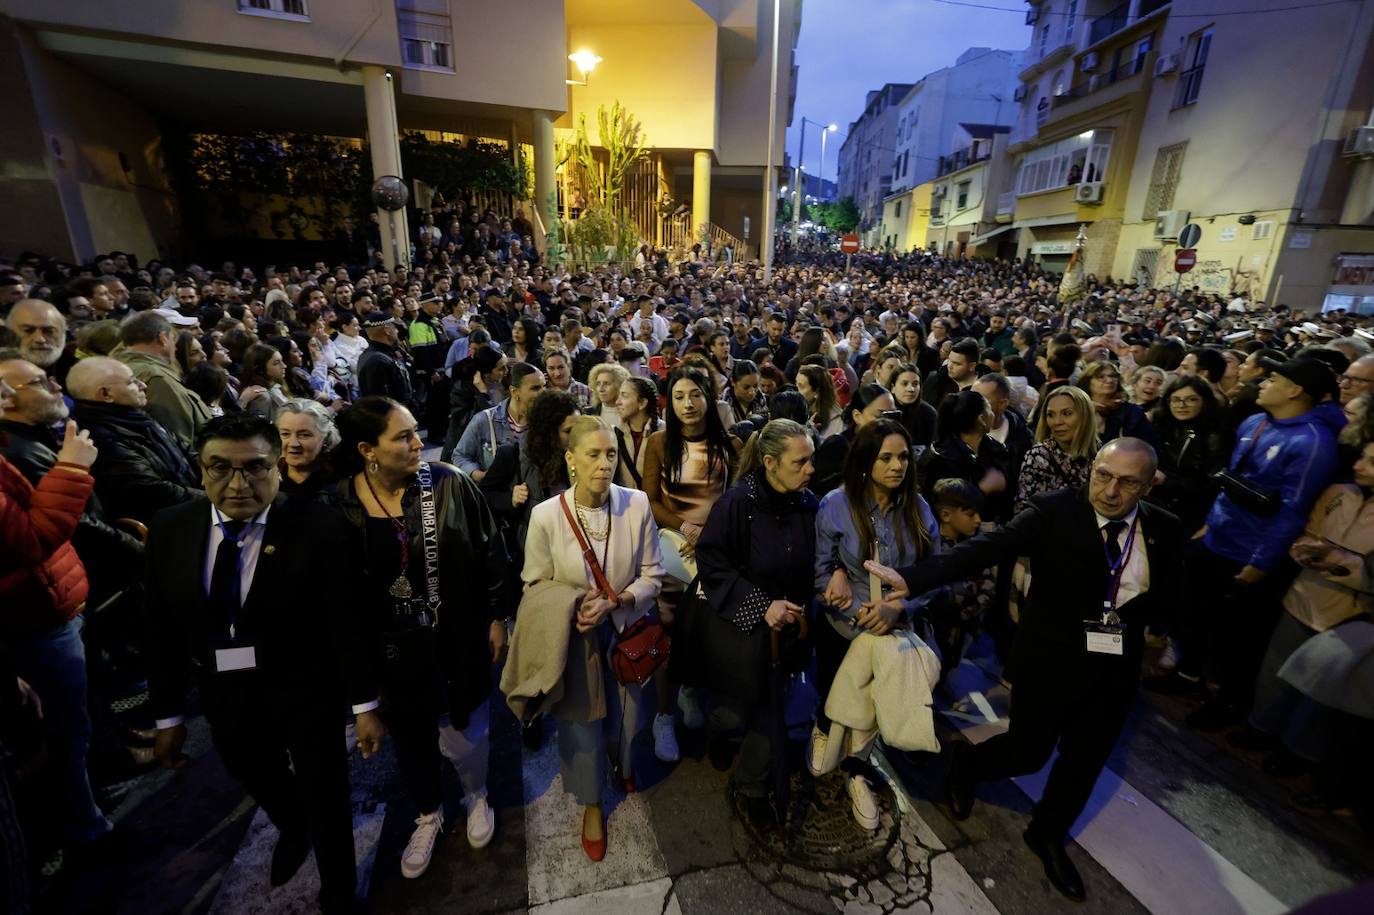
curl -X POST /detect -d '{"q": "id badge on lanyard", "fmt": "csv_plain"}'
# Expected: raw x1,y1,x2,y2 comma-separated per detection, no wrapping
1085,519,1135,656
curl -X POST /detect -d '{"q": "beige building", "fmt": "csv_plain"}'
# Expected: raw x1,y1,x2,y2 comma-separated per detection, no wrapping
0,0,798,266
999,0,1374,312
1109,0,1374,311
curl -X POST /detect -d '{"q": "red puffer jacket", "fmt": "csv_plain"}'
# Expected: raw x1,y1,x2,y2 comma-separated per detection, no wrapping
0,454,92,633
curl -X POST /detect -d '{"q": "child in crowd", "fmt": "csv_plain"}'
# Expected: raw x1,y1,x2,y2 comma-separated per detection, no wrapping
928,478,998,688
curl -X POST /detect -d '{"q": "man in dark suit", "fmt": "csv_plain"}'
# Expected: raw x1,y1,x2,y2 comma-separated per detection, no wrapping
146,415,384,914
867,437,1183,903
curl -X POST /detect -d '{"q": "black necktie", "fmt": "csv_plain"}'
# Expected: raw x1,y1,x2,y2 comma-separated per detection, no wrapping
209,519,249,639
1103,520,1128,566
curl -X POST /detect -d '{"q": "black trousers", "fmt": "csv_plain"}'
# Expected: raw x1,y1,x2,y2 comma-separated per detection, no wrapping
379,632,447,815
813,618,851,733
1176,545,1286,711
967,660,1136,840
204,676,355,911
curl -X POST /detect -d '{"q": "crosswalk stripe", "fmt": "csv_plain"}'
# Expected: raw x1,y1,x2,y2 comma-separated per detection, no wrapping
521,720,670,908
941,660,1289,915
207,802,387,914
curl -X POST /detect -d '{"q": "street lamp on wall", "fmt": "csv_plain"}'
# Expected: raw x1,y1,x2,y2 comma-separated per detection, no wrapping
566,50,602,86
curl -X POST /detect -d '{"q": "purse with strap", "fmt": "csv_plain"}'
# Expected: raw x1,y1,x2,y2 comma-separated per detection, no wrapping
559,493,671,687
1210,418,1281,516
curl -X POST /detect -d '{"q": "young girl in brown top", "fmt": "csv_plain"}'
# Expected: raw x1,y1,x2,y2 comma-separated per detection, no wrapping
641,366,742,762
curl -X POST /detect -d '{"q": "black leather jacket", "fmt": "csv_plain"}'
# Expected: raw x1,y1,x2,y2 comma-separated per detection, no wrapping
68,401,202,524
336,461,507,720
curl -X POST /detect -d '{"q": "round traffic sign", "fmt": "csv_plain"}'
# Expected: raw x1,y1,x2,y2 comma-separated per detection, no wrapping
1175,248,1197,273
1177,223,1202,249
840,234,860,254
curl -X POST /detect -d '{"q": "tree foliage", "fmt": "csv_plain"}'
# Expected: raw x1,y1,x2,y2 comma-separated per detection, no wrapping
807,197,861,233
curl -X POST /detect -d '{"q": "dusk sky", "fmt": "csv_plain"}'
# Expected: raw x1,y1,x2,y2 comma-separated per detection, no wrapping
785,0,1033,189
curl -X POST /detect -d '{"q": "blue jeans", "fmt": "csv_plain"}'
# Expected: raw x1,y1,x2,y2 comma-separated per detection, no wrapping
11,616,112,844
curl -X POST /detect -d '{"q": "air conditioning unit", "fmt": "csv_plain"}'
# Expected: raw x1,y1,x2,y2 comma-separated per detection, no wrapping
1344,125,1374,158
1075,182,1105,204
1081,52,1100,72
1026,7,1040,25
1154,209,1190,239
1154,54,1179,77
1013,84,1029,102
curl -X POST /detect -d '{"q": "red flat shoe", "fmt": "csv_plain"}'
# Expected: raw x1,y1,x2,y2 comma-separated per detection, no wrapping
581,807,606,862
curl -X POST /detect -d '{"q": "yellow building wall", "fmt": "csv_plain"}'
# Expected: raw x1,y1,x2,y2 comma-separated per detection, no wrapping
1112,208,1292,296
563,23,719,152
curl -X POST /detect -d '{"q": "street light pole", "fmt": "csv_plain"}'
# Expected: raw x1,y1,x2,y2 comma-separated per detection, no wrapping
819,122,836,200
792,124,806,242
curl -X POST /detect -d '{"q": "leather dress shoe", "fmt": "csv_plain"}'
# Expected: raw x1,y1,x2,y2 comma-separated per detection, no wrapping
1023,828,1085,902
945,742,975,821
270,830,310,887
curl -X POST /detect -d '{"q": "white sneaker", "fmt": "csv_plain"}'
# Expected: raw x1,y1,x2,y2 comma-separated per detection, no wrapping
1158,638,1179,672
678,687,705,731
464,791,495,849
806,725,830,776
652,713,680,762
848,775,880,831
401,809,444,878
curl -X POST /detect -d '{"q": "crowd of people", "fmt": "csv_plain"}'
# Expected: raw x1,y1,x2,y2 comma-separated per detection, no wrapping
2,221,1374,912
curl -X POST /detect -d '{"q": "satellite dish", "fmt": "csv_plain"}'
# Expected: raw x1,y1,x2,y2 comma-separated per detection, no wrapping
370,176,410,212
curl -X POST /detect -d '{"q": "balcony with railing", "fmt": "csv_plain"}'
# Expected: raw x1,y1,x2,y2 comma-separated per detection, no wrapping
1054,56,1145,108
936,143,993,177
1087,0,1170,47
1044,50,1154,124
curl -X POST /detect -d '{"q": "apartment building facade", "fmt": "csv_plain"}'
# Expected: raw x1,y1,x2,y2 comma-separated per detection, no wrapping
836,82,913,246
0,0,799,266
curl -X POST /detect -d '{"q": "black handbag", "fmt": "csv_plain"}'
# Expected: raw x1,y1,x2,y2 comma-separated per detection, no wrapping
1210,418,1280,516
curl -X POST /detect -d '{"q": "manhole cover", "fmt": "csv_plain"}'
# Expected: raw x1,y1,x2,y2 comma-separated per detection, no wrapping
733,767,901,875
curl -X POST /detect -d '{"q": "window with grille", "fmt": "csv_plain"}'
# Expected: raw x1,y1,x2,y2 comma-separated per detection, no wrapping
1131,248,1161,287
239,0,308,17
1251,220,1274,241
398,0,453,71
1142,141,1187,220
956,181,970,210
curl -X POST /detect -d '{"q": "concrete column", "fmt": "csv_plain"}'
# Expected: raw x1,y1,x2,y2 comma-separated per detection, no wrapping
362,65,409,271
692,150,712,242
532,109,556,253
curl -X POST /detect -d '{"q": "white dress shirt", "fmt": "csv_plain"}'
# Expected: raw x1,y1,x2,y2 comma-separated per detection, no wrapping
1096,506,1149,610
157,503,378,729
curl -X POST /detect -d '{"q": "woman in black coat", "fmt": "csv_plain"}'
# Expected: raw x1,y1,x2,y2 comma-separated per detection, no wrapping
923,390,1012,523
334,397,508,871
1077,361,1159,450
682,419,817,829
1147,374,1234,536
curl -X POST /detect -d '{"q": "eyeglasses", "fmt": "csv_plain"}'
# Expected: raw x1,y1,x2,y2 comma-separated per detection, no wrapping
1090,467,1148,494
1339,374,1374,386
11,374,59,392
201,461,274,483
1169,395,1203,406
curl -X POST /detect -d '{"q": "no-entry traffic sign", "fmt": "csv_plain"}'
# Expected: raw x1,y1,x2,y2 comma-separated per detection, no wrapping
840,234,860,254
1175,248,1197,273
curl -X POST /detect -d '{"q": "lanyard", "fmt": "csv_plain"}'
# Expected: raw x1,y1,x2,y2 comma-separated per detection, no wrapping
212,505,263,640
1101,516,1138,617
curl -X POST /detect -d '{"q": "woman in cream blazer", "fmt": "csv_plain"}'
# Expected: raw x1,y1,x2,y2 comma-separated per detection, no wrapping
522,416,665,860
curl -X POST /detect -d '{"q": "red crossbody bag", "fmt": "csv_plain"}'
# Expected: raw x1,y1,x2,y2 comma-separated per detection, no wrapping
559,494,671,687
